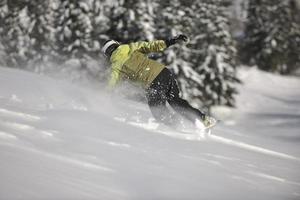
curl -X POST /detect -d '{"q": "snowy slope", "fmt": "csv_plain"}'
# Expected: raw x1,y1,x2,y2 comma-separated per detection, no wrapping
0,66,300,200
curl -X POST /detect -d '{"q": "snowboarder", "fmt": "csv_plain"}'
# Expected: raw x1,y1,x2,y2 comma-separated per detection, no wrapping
102,35,216,129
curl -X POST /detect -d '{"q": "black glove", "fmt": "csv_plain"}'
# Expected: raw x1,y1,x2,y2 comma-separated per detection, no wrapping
165,34,189,47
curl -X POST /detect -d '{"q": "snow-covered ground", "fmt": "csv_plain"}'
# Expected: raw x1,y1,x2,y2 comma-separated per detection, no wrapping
0,66,299,200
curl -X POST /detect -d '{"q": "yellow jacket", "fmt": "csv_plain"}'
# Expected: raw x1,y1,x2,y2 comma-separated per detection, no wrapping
108,40,167,88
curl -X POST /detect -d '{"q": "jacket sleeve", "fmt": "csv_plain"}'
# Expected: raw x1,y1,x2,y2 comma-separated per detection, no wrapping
129,40,167,54
108,63,122,89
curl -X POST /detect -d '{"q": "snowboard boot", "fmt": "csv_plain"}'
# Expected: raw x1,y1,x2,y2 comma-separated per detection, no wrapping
195,115,217,129
202,115,217,128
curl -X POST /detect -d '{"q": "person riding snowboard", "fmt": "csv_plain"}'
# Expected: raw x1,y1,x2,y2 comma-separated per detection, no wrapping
102,34,216,129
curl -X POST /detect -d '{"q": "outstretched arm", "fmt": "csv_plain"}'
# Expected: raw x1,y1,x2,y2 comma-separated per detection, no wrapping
129,34,189,54
129,40,167,54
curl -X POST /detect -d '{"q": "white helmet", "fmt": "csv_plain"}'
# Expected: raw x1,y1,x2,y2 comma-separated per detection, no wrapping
102,40,120,57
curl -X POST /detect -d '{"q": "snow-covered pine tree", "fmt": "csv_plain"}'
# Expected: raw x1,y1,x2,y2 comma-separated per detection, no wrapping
89,0,111,57
1,0,33,67
0,0,8,65
155,0,182,39
55,0,93,60
0,0,7,26
242,0,300,74
86,0,116,82
157,0,239,110
106,0,140,42
153,0,183,75
106,0,157,43
134,0,158,41
25,0,58,69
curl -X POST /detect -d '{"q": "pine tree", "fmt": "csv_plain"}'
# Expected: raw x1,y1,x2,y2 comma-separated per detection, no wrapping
134,0,158,41
89,0,111,56
155,0,184,40
1,0,33,67
0,0,8,65
55,0,94,60
157,0,239,110
107,0,157,43
107,0,140,42
26,0,58,65
242,0,300,74
0,0,7,26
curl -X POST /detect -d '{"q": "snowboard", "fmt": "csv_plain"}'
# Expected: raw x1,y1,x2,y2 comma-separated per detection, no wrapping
115,115,218,140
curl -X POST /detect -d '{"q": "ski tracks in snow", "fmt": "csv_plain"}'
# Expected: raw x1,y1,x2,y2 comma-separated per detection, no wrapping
116,116,300,162
0,106,115,173
0,106,59,143
0,107,41,121
115,116,300,192
208,134,300,161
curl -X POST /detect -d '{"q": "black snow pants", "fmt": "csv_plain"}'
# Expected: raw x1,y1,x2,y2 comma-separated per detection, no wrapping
146,68,205,126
